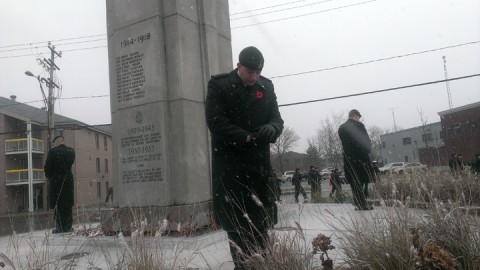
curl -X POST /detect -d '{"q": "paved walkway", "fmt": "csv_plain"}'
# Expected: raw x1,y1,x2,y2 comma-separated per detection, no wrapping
0,201,398,269
0,181,388,269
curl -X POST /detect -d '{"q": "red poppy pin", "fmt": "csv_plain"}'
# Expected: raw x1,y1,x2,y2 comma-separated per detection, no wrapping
256,91,264,99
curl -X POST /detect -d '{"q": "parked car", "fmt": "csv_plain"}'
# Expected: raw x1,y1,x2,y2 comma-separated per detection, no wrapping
281,171,295,182
378,162,407,174
393,162,427,174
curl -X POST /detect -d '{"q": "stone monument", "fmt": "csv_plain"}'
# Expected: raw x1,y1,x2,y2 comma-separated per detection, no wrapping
102,0,232,232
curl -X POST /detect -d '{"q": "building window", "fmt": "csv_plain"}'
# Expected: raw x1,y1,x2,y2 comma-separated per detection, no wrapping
404,156,408,162
446,128,454,137
422,133,433,142
104,135,108,151
105,181,109,193
104,159,109,173
454,125,461,136
95,133,99,149
402,137,412,145
96,158,101,173
97,182,101,198
470,122,478,132
382,141,386,148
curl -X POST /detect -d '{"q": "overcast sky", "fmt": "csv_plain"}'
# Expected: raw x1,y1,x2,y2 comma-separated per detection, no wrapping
1,0,479,152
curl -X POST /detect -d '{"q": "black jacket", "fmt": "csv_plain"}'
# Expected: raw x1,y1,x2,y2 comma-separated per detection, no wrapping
205,69,284,230
44,144,75,207
338,119,372,184
292,171,303,186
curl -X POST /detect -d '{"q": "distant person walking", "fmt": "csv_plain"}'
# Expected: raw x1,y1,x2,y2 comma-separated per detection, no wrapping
205,46,284,269
472,154,480,174
449,153,463,176
105,186,114,203
44,136,76,233
338,109,373,210
329,168,342,197
271,169,283,202
307,166,321,195
293,168,308,203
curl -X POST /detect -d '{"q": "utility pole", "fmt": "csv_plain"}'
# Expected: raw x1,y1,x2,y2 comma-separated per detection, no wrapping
46,42,62,148
442,56,453,109
25,42,61,214
388,108,397,132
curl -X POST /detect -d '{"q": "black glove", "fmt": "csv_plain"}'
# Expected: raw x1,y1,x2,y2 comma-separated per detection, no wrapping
255,124,276,142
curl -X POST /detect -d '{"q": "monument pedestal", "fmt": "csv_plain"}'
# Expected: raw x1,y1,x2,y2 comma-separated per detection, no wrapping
103,0,231,232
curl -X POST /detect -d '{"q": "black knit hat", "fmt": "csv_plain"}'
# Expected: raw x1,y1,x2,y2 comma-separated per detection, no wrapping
349,109,362,118
239,46,264,70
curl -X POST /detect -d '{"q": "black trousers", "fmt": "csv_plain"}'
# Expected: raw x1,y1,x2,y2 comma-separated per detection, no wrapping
350,180,368,209
294,183,307,201
54,204,73,232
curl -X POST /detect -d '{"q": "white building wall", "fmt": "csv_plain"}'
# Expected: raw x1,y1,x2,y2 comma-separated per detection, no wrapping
380,122,444,164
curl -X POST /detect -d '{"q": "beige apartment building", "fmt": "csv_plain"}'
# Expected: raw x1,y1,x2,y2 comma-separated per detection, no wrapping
0,96,112,216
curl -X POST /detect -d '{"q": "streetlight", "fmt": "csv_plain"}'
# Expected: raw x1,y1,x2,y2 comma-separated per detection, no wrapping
25,71,53,149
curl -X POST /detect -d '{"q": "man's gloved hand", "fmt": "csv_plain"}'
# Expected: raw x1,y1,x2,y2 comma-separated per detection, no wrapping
255,124,277,142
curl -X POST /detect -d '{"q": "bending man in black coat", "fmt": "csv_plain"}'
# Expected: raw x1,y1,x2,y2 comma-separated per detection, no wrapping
338,109,373,210
205,46,284,269
44,135,76,233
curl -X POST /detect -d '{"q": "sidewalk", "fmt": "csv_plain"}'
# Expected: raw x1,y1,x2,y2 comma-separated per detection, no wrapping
0,202,386,269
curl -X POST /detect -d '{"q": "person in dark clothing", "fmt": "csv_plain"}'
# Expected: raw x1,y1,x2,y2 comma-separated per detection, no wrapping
338,109,373,211
292,168,308,203
307,166,319,194
44,135,76,233
330,168,342,197
472,154,480,174
449,153,463,176
205,46,284,269
271,169,283,201
314,166,321,194
105,186,114,203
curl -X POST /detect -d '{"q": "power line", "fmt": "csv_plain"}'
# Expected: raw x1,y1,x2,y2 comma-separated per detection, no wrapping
0,45,107,60
0,34,106,49
59,95,109,100
0,95,109,110
62,45,107,53
3,74,478,111
231,0,376,29
271,40,480,79
278,73,480,107
230,0,307,15
0,38,107,53
231,0,334,20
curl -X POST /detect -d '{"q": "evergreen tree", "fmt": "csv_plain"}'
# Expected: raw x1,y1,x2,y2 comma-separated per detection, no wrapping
305,142,321,168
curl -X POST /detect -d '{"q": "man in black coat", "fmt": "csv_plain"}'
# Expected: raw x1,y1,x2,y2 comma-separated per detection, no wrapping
44,135,76,233
307,166,318,194
205,46,284,269
292,168,308,203
330,168,342,197
338,109,373,210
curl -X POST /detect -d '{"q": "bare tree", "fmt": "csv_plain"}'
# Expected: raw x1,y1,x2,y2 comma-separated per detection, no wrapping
417,107,430,148
315,112,345,169
271,127,300,173
368,125,387,162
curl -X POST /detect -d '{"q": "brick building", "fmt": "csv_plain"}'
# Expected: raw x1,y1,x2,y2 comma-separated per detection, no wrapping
0,96,112,216
438,101,480,164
